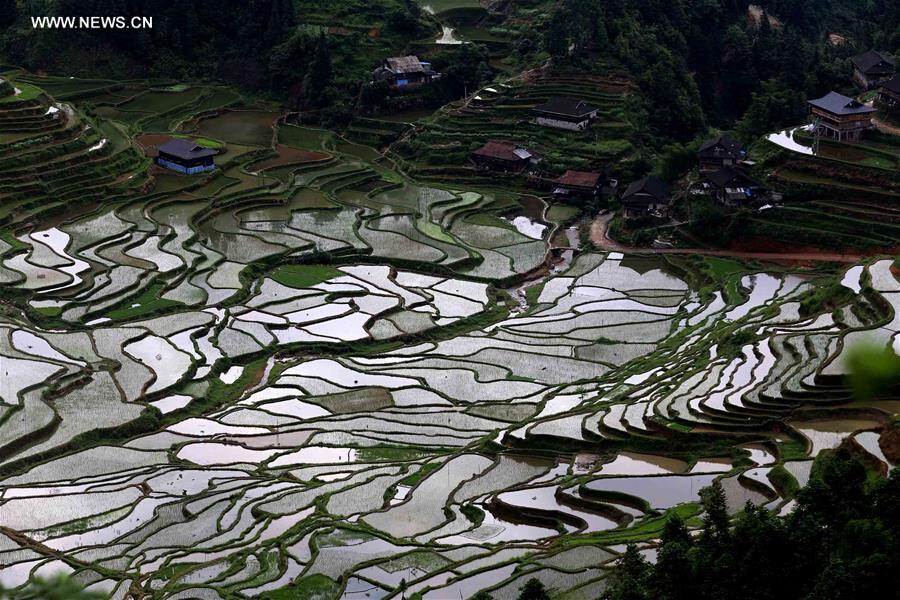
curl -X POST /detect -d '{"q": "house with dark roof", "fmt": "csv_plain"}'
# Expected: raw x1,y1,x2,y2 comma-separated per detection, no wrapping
553,170,602,203
698,134,746,171
878,75,900,110
703,166,762,208
621,176,671,219
372,55,440,88
155,138,216,174
471,140,537,172
851,50,896,89
532,97,599,131
808,91,875,143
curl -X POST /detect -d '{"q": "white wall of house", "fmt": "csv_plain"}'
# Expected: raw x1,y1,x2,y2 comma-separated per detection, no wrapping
535,116,587,131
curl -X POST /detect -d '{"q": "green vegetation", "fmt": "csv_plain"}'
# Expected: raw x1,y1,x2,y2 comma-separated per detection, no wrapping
1,3,899,597
604,451,900,600
0,575,106,599
270,264,345,288
797,281,854,316
516,578,550,600
400,461,441,486
104,283,184,321
564,504,702,548
0,80,41,103
264,574,339,599
844,342,900,402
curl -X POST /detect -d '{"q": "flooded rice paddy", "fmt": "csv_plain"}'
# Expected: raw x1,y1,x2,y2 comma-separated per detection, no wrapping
1,100,898,599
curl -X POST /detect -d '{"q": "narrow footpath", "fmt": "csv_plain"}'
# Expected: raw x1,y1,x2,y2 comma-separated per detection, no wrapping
873,116,900,137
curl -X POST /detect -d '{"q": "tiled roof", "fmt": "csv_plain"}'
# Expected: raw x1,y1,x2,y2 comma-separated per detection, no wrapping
698,134,744,158
533,96,598,118
473,140,529,162
385,56,425,74
622,176,670,204
851,50,896,75
157,138,216,160
558,170,601,188
808,91,876,116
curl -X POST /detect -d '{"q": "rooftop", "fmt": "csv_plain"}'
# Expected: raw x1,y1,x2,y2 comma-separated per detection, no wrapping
385,56,426,74
533,96,598,118
807,91,876,116
882,75,900,95
705,166,757,189
622,176,670,204
698,134,745,158
157,138,217,161
851,50,896,75
557,170,601,188
473,140,531,162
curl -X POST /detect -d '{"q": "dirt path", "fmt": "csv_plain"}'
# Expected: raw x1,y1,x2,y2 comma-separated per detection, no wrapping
589,213,866,264
873,116,900,137
590,212,628,252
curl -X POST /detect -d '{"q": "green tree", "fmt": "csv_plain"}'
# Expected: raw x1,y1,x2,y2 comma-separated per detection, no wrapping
304,32,333,109
543,10,568,63
603,544,651,600
700,479,730,539
517,578,550,600
844,342,900,402
651,515,694,600
0,575,106,600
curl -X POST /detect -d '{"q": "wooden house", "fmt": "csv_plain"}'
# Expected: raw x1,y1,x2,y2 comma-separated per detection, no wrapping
552,170,602,203
471,140,536,172
372,56,440,88
703,166,762,208
697,134,746,171
532,97,598,131
808,92,875,143
878,75,900,110
621,176,671,219
155,138,216,175
851,50,896,89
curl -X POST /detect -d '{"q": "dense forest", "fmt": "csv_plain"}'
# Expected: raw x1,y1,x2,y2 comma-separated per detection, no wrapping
536,0,899,143
1,0,898,143
602,448,900,600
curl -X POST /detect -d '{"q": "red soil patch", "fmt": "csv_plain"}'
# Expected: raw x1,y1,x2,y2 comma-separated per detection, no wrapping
135,133,173,157
252,144,330,171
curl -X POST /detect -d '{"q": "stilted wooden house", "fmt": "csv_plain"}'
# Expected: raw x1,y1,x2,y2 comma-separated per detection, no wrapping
807,92,875,143
155,139,216,174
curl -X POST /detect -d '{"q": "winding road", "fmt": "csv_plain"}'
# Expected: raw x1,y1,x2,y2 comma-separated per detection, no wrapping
589,212,866,263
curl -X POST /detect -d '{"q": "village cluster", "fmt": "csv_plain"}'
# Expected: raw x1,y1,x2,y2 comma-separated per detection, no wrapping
143,49,899,230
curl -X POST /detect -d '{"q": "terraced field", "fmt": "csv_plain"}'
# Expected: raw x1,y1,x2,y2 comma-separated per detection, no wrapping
750,129,900,249
1,75,899,599
392,71,636,181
